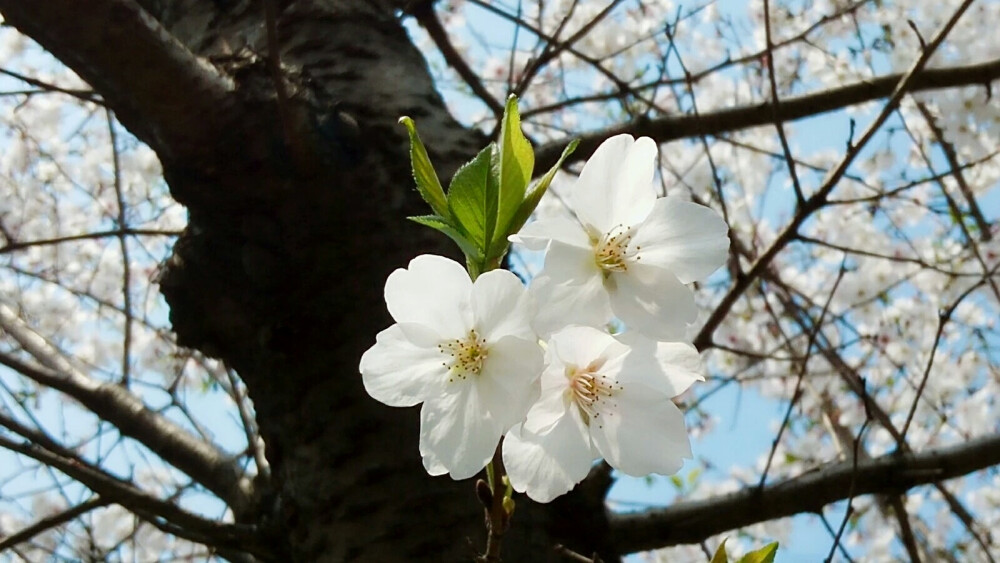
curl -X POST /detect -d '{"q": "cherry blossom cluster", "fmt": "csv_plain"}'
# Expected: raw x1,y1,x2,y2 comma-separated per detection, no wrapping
359,125,729,502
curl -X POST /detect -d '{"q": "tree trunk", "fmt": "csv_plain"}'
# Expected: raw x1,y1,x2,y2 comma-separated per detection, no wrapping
0,0,615,560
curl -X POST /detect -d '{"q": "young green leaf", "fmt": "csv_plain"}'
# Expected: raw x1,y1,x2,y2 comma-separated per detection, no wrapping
711,539,730,563
736,542,779,563
399,116,449,218
447,144,496,253
502,138,579,248
495,95,534,241
408,215,482,262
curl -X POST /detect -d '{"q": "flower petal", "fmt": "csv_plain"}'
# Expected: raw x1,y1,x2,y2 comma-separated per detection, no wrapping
509,216,591,250
478,336,545,429
548,325,628,370
606,263,697,341
503,407,594,503
472,269,536,342
632,197,729,284
615,334,704,397
521,375,570,435
360,323,447,407
530,243,613,336
571,135,658,232
385,254,472,339
419,384,502,479
590,388,692,477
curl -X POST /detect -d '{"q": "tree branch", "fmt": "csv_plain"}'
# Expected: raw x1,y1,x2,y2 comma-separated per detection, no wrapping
610,432,1000,553
536,57,1000,170
0,0,235,163
0,228,180,255
0,304,252,514
410,1,504,117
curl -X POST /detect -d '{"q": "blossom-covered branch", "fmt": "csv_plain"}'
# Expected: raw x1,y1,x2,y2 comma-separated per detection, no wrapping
0,305,252,514
609,431,1000,553
537,56,1000,171
0,434,264,560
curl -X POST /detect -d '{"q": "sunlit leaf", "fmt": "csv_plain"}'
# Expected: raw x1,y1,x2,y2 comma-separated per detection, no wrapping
736,542,779,563
711,539,730,563
504,138,579,248
495,94,534,244
399,116,449,218
447,144,496,255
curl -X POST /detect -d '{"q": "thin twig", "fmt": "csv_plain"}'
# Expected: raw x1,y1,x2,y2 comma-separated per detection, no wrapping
226,366,271,482
915,102,992,240
0,67,102,104
763,0,806,205
106,111,133,387
412,1,503,116
757,258,848,489
825,416,872,563
0,497,111,551
900,269,991,442
0,228,181,255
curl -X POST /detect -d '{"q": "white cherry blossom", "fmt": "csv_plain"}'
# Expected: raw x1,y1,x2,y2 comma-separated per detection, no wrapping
360,254,544,480
502,326,703,502
512,134,730,340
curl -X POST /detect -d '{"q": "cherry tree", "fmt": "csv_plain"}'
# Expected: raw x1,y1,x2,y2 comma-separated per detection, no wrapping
0,0,998,561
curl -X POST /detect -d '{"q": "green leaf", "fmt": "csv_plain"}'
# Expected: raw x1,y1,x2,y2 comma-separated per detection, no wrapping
495,94,534,242
711,539,730,563
447,144,496,254
408,215,482,262
399,116,449,218
486,144,501,249
736,542,779,563
504,138,579,247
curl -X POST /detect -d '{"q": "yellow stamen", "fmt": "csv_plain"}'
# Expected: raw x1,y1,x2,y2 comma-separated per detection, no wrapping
593,224,639,274
438,330,489,382
566,360,623,428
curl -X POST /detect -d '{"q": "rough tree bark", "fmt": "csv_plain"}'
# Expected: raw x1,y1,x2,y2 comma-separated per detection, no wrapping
0,0,615,561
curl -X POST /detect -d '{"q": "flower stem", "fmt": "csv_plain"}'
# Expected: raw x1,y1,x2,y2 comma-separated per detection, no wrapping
479,441,508,562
